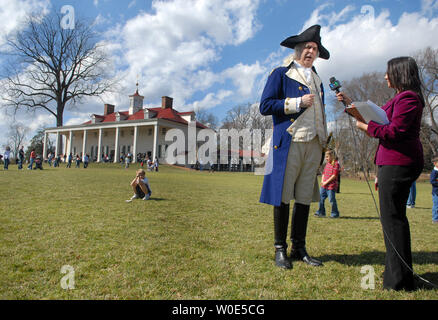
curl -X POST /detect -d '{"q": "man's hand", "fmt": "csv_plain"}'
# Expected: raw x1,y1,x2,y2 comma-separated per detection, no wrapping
301,94,315,108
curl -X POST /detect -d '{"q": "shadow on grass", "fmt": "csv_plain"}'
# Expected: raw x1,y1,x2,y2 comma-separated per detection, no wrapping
313,216,379,220
316,251,438,289
318,251,438,266
338,216,380,220
337,192,372,195
415,272,438,290
149,198,166,201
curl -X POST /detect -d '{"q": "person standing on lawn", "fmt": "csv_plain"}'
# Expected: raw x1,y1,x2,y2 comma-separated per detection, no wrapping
18,146,25,170
430,157,438,224
406,181,416,208
28,149,36,170
259,25,329,269
337,56,424,291
3,146,11,170
315,150,340,218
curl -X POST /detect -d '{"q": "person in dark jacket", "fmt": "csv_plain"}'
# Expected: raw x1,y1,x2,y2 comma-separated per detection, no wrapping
431,157,438,224
259,25,330,269
337,56,424,291
18,146,25,170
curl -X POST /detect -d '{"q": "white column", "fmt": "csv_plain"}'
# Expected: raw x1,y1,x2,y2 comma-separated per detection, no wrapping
114,127,120,163
63,135,67,156
68,131,73,158
152,123,158,161
42,131,48,160
97,128,102,163
132,126,138,163
55,132,60,157
82,129,88,161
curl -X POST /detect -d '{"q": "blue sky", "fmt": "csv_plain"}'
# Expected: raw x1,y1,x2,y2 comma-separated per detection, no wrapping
1,0,438,148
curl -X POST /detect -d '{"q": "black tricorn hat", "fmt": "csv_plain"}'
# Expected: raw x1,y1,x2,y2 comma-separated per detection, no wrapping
280,24,330,60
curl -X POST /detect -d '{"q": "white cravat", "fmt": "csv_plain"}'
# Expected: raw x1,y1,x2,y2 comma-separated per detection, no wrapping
294,61,312,84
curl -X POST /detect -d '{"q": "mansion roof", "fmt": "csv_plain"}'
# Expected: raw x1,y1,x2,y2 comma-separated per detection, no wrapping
45,93,210,131
84,107,208,129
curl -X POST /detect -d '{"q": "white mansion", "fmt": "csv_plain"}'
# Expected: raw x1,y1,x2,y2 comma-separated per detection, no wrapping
43,88,209,163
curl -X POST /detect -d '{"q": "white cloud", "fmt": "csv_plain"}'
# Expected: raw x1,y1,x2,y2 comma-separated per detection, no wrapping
128,0,136,9
187,90,233,111
221,62,265,97
303,3,355,30
421,0,438,16
93,13,108,26
64,115,92,126
100,0,261,112
28,113,54,131
0,0,50,48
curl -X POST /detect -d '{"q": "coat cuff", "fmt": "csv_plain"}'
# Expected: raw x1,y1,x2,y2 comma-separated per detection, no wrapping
367,120,379,137
284,97,302,114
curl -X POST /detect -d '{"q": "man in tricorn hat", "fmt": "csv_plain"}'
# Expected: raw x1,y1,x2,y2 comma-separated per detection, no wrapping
259,25,329,269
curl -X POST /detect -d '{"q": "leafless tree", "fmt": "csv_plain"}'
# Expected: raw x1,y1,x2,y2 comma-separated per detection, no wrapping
1,12,117,128
221,103,252,130
413,47,438,157
217,102,273,170
6,122,29,159
248,102,273,131
194,108,219,130
221,102,273,144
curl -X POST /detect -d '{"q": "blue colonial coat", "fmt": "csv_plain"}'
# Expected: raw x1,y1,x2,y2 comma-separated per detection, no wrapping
259,62,325,207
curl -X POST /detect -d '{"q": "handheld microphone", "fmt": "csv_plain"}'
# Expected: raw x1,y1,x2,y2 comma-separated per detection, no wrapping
329,77,347,107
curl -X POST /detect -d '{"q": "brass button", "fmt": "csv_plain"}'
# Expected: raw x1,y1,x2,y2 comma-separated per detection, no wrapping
290,118,295,123
299,86,303,91
274,145,278,150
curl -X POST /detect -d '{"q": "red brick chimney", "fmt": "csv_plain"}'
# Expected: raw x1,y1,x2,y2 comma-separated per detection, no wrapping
104,104,115,115
161,96,173,109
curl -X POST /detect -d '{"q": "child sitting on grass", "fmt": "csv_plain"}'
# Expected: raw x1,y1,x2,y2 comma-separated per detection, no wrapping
126,169,152,202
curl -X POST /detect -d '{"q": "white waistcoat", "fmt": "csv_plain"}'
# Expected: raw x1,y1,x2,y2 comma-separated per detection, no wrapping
285,64,327,148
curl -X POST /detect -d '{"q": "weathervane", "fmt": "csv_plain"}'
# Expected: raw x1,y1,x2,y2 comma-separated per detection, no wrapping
136,74,139,94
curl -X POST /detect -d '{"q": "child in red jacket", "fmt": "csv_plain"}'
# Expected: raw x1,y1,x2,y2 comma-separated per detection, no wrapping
315,150,340,218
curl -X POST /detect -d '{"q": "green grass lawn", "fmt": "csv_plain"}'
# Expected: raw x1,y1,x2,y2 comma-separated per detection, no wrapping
0,163,437,300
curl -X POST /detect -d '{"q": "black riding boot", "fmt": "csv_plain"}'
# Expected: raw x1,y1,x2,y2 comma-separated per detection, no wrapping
290,202,323,266
274,203,292,269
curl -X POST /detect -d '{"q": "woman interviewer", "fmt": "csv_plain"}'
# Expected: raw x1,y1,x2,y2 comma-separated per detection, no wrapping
337,56,424,291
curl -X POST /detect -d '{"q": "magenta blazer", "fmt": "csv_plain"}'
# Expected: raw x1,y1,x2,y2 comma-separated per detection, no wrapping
367,90,424,167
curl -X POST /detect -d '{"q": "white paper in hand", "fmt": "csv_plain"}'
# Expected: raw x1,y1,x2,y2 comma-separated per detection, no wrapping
352,100,389,125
